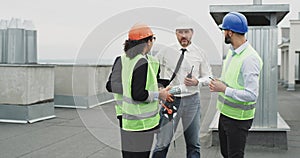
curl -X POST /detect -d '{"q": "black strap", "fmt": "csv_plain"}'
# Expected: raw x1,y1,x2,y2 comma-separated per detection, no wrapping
169,48,186,83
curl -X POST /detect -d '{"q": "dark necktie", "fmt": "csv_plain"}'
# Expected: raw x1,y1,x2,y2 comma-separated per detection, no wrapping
170,48,187,82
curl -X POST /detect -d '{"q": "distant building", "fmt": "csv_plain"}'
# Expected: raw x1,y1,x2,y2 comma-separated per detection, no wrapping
279,13,300,91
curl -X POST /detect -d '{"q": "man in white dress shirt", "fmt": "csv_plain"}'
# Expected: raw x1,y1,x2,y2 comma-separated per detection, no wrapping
152,16,212,158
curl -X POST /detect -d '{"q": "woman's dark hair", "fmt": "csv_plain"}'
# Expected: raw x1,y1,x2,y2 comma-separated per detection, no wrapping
123,36,153,59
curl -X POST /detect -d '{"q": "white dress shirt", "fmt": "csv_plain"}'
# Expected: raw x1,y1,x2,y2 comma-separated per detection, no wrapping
224,41,262,102
156,43,212,97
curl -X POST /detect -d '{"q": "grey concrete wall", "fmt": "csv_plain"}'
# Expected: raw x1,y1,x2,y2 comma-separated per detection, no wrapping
54,65,85,96
0,64,54,105
55,65,111,96
54,64,221,108
0,64,55,123
54,65,113,108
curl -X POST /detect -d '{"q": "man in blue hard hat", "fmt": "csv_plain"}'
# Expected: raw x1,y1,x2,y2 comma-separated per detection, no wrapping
209,12,263,158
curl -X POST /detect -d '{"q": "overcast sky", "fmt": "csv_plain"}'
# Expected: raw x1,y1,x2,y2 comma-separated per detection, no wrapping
1,0,299,64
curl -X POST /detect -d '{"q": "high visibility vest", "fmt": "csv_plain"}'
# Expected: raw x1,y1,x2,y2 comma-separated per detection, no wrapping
114,94,122,117
217,45,263,120
121,53,160,131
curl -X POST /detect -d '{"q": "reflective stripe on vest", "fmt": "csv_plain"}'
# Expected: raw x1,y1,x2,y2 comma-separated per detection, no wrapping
115,100,122,105
123,109,159,120
218,95,255,110
122,96,144,105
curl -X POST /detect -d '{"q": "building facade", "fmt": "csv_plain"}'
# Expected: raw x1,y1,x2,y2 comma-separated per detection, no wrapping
279,13,300,91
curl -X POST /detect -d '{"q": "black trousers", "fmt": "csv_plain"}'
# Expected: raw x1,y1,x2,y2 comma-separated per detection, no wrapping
118,116,157,158
218,113,253,158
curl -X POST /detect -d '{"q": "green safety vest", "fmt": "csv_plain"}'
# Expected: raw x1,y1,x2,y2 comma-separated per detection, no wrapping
121,53,160,131
114,94,122,117
217,45,263,120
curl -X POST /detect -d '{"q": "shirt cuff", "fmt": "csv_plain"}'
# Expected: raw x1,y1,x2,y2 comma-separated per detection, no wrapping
197,76,210,87
225,87,234,97
146,91,159,102
196,79,202,87
153,92,159,100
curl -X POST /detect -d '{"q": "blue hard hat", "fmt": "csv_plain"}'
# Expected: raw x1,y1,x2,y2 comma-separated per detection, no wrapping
219,12,248,34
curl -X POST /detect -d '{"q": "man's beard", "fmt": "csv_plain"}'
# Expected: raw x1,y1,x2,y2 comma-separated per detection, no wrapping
224,35,231,44
180,38,191,47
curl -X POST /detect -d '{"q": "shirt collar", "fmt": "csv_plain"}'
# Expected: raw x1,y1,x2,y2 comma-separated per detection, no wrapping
230,41,249,55
177,44,190,53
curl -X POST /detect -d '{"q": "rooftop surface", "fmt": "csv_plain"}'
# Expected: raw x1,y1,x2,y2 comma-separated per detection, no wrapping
0,84,300,158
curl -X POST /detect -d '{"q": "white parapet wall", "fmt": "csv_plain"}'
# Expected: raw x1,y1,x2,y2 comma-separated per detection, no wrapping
54,64,113,108
0,64,55,123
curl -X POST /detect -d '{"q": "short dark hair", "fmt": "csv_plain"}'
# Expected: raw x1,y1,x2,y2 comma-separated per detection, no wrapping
231,30,245,36
123,36,153,59
235,32,245,36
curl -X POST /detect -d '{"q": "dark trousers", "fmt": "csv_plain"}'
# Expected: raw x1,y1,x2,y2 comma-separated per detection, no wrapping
118,116,157,158
121,129,155,158
218,114,253,158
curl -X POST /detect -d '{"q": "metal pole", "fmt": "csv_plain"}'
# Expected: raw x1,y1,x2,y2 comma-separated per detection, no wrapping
7,18,26,64
253,0,262,5
23,20,37,64
0,20,7,63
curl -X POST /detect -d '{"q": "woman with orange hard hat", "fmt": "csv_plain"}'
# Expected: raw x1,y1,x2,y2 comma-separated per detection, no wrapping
108,23,171,158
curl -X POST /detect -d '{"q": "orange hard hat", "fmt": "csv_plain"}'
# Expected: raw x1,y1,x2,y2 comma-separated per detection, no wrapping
128,23,154,40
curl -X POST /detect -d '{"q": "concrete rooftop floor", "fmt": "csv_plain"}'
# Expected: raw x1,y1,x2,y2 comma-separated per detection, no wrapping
0,84,300,158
